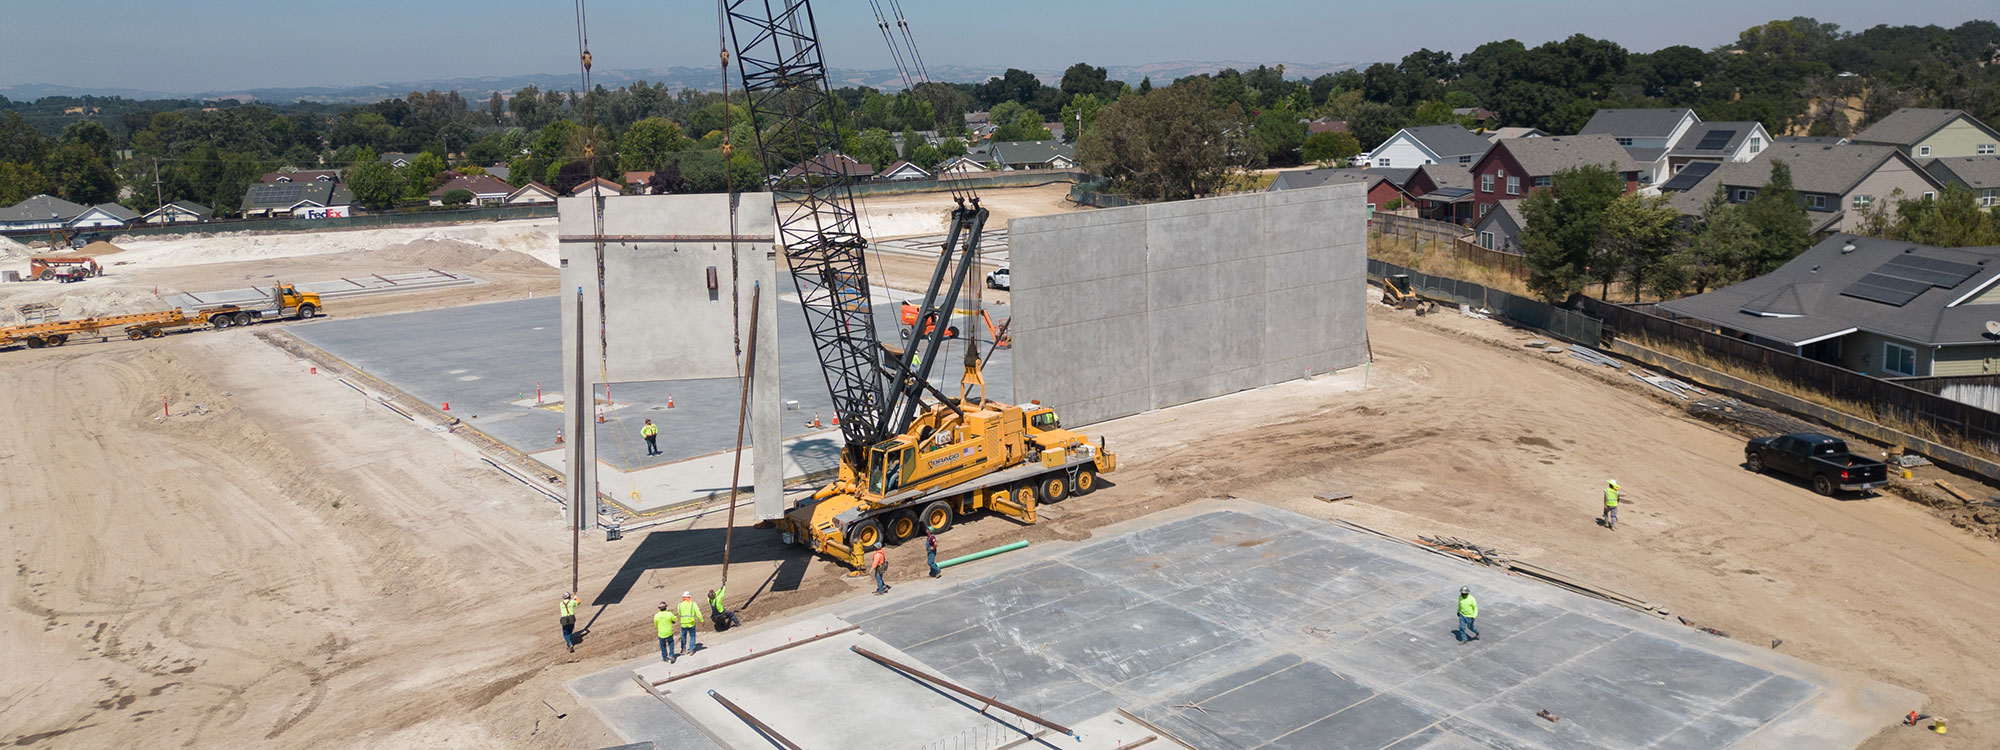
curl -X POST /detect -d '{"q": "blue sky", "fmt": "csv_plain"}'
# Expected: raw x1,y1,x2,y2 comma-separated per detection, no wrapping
0,1,1987,92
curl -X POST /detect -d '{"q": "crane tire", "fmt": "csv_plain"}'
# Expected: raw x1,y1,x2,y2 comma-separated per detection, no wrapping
886,511,920,544
1074,467,1098,496
849,519,884,551
920,501,953,534
1036,473,1068,503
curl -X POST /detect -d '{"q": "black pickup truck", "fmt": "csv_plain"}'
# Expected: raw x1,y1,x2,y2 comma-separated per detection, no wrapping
1744,433,1889,496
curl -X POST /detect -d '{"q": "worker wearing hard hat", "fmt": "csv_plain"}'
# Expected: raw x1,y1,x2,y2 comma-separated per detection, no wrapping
675,592,703,656
558,592,581,653
655,602,678,663
1602,479,1621,530
1454,586,1480,642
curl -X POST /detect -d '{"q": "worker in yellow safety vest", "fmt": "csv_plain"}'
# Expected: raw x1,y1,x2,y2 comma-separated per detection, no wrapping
1454,586,1480,643
675,592,703,656
654,602,678,663
708,587,739,630
1602,479,1620,531
641,419,660,456
558,592,580,653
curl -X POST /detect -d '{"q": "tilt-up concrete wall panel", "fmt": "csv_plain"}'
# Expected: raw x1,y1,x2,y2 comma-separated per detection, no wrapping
1010,182,1367,426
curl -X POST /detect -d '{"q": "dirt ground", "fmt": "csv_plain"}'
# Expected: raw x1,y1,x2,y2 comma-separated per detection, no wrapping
8,189,1998,747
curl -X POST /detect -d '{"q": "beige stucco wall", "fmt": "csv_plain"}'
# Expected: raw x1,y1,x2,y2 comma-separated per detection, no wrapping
1839,330,1934,376
1913,120,2000,159
1838,158,1943,231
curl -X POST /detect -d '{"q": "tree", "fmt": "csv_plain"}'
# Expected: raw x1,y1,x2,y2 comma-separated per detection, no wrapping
1301,130,1362,167
1892,184,2000,247
404,151,447,194
1739,160,1812,275
1520,165,1625,302
1077,77,1248,201
646,161,685,194
1601,193,1684,301
1345,102,1402,155
0,161,49,205
346,160,404,210
618,117,689,171
1058,93,1103,144
1249,108,1306,167
1681,186,1759,294
41,142,118,205
1408,100,1459,127
937,138,967,159
846,128,897,171
441,188,473,206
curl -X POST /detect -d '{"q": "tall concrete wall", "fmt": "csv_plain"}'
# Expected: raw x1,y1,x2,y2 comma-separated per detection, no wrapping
559,194,785,522
1009,183,1368,425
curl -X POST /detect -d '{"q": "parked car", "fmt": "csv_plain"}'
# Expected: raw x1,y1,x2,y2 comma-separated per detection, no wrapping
985,267,1010,290
1744,432,1888,496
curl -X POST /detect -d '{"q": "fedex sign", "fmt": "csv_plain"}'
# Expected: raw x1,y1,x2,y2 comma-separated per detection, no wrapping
298,206,350,220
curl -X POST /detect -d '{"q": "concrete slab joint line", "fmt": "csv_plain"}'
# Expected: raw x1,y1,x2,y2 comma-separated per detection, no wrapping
1010,183,1369,426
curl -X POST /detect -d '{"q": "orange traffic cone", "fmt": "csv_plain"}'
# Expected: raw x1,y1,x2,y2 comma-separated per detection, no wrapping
596,409,605,424
442,401,449,412
556,428,565,445
666,394,675,409
831,414,839,426
807,412,823,428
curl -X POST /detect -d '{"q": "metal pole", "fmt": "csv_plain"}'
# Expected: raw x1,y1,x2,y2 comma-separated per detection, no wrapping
720,283,762,590
850,645,1075,737
708,690,804,750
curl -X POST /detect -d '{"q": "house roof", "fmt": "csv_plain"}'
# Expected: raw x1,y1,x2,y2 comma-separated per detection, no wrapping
1579,108,1696,138
430,174,515,198
81,203,141,222
988,140,1076,166
783,153,875,178
1474,198,1526,233
142,200,214,219
1852,108,1993,147
507,181,558,200
1497,134,1640,176
1416,163,1475,190
1658,161,1720,193
1271,167,1416,192
1777,135,1848,145
1307,119,1350,134
1398,124,1491,158
0,194,90,223
1926,155,2000,189
485,164,511,181
876,160,931,177
622,171,655,186
1624,146,1669,165
380,152,422,165
1708,142,1931,198
260,169,339,183
1668,122,1763,157
1484,127,1546,141
1657,233,2000,348
938,154,988,171
242,180,354,210
569,177,625,195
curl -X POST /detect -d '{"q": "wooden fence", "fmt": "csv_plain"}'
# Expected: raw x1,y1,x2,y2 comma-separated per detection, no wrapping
1576,297,2000,454
1371,213,1526,278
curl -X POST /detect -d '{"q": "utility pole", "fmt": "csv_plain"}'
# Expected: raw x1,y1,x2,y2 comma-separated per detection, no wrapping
153,157,163,211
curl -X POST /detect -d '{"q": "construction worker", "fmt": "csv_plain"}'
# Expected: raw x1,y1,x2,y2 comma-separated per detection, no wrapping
708,587,739,630
558,592,581,653
654,602,678,663
1455,586,1480,642
641,419,660,456
1602,479,1620,530
676,592,703,655
925,529,941,578
870,543,891,595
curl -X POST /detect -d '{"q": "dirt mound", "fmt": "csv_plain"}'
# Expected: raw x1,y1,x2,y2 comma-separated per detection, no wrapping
74,240,126,256
363,238,549,273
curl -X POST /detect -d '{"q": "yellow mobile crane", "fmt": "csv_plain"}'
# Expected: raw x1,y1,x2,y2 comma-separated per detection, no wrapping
724,1,1115,567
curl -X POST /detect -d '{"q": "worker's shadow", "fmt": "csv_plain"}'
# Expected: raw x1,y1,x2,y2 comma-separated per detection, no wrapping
594,527,811,608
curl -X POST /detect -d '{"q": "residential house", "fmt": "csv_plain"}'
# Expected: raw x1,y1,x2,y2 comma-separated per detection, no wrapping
782,153,875,180
1483,127,1547,141
1924,155,2000,208
1578,108,1701,186
428,174,515,206
259,169,339,183
1658,234,2000,376
569,177,625,199
1405,163,1478,224
485,164,511,182
1851,108,2000,160
1666,142,1946,236
622,171,657,194
876,160,933,181
1662,121,1772,183
1269,167,1416,216
379,152,422,168
936,154,990,177
1471,199,1527,254
241,180,356,218
504,181,559,205
68,203,140,229
1361,124,1490,169
140,201,215,224
1777,135,1848,146
0,195,92,230
1467,134,1641,220
988,140,1076,170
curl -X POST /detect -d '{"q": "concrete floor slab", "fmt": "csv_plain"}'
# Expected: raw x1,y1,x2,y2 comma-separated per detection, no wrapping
573,503,1920,749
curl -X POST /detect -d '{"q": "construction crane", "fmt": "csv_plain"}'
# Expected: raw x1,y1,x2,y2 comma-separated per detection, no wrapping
723,1,1115,567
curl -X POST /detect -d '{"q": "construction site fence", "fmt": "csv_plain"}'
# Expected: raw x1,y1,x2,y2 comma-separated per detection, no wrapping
1367,259,1603,346
1370,213,1527,278
1069,179,1146,208
15,204,559,244
1575,296,2000,454
841,169,1085,198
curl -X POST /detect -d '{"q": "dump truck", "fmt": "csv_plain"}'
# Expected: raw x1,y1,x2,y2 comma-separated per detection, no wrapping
28,256,101,282
1,285,322,350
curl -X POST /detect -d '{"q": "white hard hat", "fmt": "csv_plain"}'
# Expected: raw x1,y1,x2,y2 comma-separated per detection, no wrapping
682,591,691,598
1607,479,1619,488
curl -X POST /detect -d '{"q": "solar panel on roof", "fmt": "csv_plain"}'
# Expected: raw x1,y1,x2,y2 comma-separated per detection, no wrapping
1877,254,1981,287
1694,129,1736,151
1659,161,1717,192
1842,275,1926,306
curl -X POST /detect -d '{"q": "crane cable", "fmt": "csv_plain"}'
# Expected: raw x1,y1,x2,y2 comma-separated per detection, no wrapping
575,0,641,506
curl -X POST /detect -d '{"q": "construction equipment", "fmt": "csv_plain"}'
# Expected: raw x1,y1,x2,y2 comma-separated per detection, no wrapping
1,285,322,350
1381,273,1420,308
725,1,1114,567
28,256,102,282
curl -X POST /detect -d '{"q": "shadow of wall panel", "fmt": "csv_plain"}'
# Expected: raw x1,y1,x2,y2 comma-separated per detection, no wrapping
1010,182,1368,426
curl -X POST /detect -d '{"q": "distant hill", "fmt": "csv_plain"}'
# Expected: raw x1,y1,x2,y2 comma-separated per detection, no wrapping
0,61,1366,104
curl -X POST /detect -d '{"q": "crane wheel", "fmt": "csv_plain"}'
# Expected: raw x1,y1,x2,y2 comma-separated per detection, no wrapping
849,519,884,550
1037,474,1068,503
1074,468,1098,496
297,304,316,320
887,512,920,544
920,501,953,534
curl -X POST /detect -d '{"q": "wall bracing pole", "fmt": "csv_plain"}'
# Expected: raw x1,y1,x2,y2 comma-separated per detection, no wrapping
720,283,761,590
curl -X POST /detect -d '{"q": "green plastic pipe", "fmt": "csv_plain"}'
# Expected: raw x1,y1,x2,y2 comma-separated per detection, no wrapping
937,540,1029,569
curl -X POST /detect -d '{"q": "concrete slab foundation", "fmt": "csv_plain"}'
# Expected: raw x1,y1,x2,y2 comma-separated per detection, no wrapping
163,270,477,309
1009,183,1369,425
575,502,1918,749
